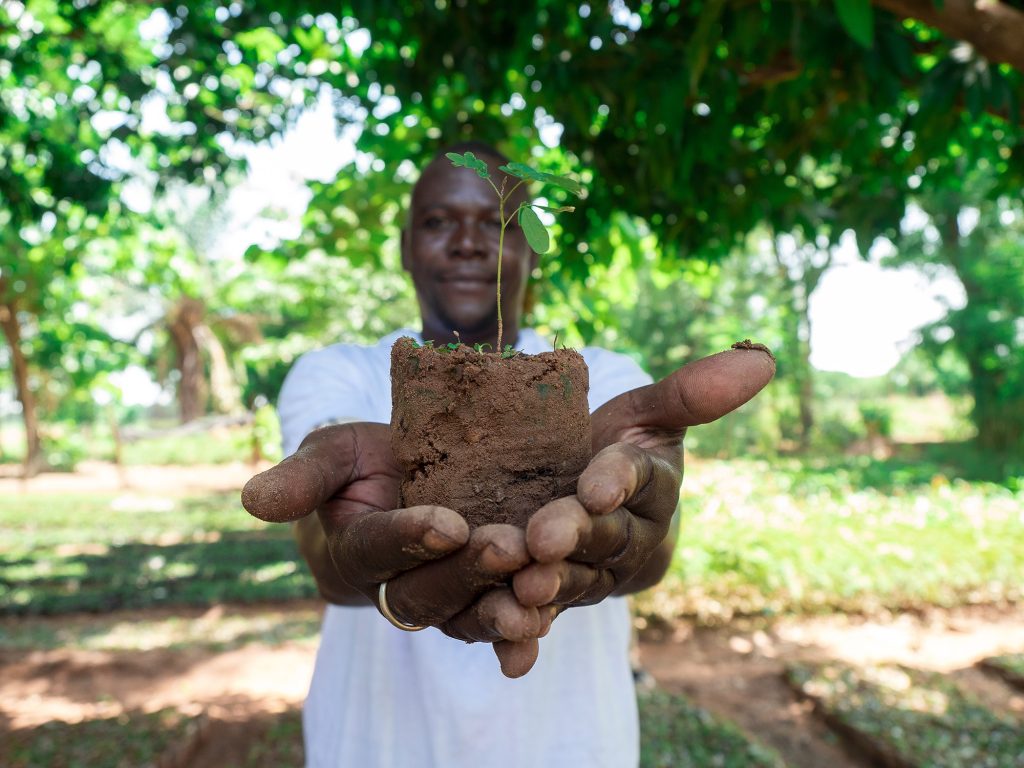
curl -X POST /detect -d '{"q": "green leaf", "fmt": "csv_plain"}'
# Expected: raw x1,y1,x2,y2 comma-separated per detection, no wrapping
532,204,576,213
834,0,874,48
499,163,584,197
519,206,550,254
446,151,491,179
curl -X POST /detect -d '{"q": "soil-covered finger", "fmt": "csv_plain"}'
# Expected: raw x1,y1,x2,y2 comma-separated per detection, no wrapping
525,497,592,563
439,588,541,643
383,524,530,626
514,561,615,608
579,443,681,524
528,501,648,567
242,450,350,523
493,638,540,678
331,505,469,586
242,423,394,523
590,344,774,454
634,345,776,430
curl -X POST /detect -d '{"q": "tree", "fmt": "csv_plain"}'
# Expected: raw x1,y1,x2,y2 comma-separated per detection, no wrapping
0,0,315,472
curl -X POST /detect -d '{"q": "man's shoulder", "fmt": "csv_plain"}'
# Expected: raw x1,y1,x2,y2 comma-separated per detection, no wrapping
580,344,649,379
292,329,418,372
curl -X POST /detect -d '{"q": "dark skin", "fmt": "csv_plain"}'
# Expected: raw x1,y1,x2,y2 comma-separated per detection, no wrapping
241,153,776,677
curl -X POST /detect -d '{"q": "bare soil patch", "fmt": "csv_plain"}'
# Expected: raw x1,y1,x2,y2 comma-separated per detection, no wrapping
638,604,1024,767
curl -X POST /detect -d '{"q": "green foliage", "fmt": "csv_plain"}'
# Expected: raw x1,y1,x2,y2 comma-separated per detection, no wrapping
518,205,550,254
982,655,1024,687
788,662,1024,767
857,401,893,438
0,605,321,654
499,162,584,197
4,708,203,768
638,692,785,768
639,456,1024,623
445,151,491,178
0,492,314,615
834,0,874,49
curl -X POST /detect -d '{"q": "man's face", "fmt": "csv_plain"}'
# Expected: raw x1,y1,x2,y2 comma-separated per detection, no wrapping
402,156,535,343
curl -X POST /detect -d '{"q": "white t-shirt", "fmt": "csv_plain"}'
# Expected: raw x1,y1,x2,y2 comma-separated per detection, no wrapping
278,328,653,768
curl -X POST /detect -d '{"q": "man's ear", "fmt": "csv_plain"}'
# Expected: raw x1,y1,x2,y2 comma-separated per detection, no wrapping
400,227,412,272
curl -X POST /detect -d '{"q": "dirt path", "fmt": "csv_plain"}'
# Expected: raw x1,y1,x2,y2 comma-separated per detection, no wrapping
637,605,1024,767
4,464,1023,764
3,603,1022,766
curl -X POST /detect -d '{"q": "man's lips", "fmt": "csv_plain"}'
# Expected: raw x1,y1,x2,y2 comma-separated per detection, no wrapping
440,272,495,287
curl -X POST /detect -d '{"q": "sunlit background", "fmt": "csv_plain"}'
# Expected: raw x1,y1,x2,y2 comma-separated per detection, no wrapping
2,2,1023,766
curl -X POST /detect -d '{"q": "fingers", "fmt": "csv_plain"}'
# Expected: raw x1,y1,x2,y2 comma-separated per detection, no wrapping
378,524,530,627
242,422,393,522
439,588,541,642
493,639,539,678
525,498,634,564
330,505,470,586
514,561,615,607
592,344,775,452
577,443,681,522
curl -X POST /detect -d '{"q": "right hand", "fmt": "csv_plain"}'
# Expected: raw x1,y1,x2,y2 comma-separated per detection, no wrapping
241,422,551,675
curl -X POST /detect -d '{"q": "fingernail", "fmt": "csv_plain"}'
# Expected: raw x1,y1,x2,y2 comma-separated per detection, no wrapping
422,526,460,551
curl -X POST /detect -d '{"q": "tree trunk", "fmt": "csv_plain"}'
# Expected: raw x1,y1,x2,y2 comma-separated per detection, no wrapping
936,202,1024,456
167,297,208,424
872,0,1024,73
773,237,828,451
0,299,45,477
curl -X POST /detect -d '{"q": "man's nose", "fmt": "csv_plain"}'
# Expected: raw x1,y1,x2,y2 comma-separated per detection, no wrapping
452,221,487,258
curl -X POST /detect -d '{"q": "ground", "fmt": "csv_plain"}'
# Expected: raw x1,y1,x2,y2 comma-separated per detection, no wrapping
3,463,1022,766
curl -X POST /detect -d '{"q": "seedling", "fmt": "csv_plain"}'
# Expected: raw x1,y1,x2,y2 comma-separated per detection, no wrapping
445,151,583,352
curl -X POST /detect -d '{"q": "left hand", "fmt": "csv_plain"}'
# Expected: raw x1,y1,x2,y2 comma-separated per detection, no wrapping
496,343,776,676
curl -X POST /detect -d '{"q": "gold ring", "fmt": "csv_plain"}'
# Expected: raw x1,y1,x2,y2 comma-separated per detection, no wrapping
378,581,426,632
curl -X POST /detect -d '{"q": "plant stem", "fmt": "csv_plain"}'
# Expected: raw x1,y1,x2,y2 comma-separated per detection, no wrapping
497,193,506,352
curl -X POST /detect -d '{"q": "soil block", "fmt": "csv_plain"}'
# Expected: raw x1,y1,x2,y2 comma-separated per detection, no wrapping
390,336,591,529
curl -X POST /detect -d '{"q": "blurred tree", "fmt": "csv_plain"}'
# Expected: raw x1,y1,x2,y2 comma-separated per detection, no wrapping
890,170,1024,456
262,0,1023,449
0,0,315,472
5,0,1024,473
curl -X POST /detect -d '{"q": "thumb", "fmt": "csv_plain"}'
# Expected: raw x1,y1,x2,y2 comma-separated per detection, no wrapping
241,423,371,523
592,341,775,450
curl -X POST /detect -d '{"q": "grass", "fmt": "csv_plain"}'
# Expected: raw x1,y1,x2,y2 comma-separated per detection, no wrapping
787,661,1024,768
638,691,785,767
0,604,322,652
3,694,784,768
980,655,1024,690
637,456,1024,622
5,451,1022,621
0,492,315,615
4,708,203,768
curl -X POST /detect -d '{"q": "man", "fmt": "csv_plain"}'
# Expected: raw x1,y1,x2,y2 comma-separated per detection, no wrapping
242,142,775,767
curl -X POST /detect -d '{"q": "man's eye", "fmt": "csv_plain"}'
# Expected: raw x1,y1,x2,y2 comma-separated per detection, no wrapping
485,218,502,230
423,216,447,229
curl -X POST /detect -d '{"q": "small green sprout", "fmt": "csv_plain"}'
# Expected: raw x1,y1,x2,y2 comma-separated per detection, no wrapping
445,150,583,353
500,345,521,359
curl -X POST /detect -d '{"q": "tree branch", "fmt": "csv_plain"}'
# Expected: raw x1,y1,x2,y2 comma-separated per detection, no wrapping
873,0,1024,72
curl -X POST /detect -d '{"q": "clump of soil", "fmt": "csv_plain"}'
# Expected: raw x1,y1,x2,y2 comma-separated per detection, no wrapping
390,337,590,529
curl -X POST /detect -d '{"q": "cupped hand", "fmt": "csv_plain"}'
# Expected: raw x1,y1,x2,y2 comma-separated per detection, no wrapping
241,423,546,663
506,344,776,669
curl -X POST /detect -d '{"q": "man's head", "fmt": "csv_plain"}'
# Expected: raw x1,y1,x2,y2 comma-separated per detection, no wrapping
401,142,536,347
